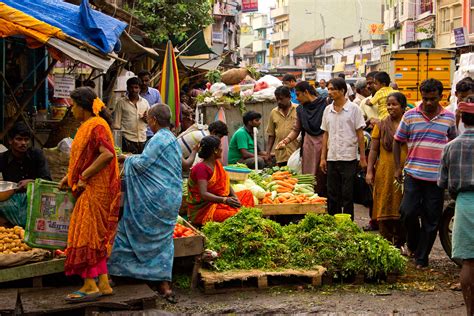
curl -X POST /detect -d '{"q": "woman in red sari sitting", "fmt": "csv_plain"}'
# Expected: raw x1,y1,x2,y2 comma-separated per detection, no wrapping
187,136,254,225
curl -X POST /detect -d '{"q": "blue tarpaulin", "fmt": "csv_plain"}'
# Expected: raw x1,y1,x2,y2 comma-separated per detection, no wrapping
2,0,127,54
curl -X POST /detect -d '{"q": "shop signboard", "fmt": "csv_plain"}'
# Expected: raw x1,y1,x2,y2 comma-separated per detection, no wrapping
53,75,75,98
242,0,258,13
453,27,468,47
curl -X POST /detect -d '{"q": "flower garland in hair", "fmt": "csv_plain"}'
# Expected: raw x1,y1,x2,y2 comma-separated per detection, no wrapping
92,97,105,116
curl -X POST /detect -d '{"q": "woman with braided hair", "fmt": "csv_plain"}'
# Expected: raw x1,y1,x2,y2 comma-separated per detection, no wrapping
58,87,120,302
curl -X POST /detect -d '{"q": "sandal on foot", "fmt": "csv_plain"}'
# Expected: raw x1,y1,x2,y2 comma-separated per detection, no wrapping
161,292,177,304
100,290,115,297
65,291,101,303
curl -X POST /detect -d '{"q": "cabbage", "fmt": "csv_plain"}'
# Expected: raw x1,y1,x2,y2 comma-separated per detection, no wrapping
249,185,266,199
232,184,247,192
244,179,256,188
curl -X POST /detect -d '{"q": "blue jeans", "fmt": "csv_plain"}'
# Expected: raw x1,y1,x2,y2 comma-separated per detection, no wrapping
400,175,444,266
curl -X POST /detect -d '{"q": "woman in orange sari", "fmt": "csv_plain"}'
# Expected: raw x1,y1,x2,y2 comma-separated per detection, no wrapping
59,87,120,302
187,136,254,225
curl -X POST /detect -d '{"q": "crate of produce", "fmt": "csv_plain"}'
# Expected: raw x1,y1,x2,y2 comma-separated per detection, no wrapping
255,203,326,216
173,217,205,258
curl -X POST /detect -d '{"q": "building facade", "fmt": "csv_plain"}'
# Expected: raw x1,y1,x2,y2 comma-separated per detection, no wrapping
384,0,436,50
270,0,384,67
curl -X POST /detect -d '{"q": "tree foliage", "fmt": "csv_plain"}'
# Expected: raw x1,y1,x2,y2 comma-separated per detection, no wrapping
134,0,214,45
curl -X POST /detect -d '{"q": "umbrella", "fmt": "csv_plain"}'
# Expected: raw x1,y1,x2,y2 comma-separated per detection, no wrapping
160,40,180,129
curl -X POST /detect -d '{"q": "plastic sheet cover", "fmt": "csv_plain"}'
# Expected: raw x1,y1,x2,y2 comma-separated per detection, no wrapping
2,0,127,54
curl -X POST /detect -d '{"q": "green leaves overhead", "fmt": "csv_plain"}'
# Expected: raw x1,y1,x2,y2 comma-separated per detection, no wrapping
134,0,214,44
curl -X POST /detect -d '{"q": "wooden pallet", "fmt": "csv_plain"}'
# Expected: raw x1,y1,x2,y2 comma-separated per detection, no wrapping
0,289,18,316
20,283,157,315
200,267,326,294
0,258,65,286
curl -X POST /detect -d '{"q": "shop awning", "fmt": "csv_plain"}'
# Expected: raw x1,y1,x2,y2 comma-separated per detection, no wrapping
47,38,116,72
179,57,223,71
173,30,215,56
120,31,159,59
2,0,127,54
0,0,127,72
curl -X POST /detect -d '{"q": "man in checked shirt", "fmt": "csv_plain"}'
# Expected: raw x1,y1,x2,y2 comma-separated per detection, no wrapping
438,95,474,316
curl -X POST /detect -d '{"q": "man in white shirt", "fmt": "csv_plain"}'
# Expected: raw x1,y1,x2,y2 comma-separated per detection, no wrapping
113,77,150,154
320,77,367,220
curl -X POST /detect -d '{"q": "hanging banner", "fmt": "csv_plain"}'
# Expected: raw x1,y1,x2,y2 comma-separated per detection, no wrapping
242,0,258,13
53,74,75,98
368,24,384,35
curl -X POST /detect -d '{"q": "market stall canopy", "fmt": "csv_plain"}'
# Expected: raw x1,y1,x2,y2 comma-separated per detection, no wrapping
1,0,127,54
120,31,159,59
179,56,223,71
173,30,215,56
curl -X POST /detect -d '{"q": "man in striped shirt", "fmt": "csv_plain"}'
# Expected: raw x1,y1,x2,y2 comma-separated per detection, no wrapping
393,79,457,269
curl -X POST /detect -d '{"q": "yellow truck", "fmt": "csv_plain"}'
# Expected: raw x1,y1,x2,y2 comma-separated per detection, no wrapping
379,48,455,106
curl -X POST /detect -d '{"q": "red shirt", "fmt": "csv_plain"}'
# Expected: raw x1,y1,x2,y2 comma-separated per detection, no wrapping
190,162,213,182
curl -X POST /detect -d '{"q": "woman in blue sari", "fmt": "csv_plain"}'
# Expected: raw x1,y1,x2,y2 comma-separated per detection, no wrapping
108,104,182,302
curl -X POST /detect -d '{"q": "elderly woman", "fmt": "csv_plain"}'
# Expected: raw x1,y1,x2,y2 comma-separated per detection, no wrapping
59,87,120,302
108,104,182,303
187,136,254,225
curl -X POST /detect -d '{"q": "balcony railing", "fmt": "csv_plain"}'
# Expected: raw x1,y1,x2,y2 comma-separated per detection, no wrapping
252,39,266,52
270,6,289,19
271,31,289,42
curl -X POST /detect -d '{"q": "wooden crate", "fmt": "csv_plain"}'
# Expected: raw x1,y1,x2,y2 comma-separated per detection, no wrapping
255,203,327,216
173,218,205,258
200,267,326,294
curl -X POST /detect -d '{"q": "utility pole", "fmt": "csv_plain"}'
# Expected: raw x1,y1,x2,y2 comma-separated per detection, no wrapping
356,0,364,75
320,14,326,66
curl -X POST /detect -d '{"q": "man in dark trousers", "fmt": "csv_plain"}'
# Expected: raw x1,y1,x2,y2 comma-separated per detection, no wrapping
394,79,457,268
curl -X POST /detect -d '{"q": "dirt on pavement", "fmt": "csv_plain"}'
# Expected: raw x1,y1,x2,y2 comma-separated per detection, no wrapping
158,204,465,315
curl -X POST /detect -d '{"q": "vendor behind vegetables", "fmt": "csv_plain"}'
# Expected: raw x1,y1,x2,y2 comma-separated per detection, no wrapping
227,111,270,169
0,122,52,227
187,135,254,225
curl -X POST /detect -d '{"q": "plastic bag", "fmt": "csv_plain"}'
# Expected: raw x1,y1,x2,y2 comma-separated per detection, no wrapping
252,86,276,102
257,75,282,88
24,179,75,250
57,137,73,154
287,148,302,174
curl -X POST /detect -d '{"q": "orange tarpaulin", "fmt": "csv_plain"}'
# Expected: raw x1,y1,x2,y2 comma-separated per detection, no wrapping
0,3,66,44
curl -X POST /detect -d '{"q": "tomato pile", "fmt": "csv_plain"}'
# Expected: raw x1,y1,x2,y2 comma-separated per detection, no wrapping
173,223,195,238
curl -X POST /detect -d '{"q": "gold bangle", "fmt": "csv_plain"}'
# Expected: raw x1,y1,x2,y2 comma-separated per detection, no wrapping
223,197,228,204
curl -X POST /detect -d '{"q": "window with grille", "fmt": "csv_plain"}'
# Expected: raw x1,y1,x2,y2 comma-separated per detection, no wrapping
452,4,462,30
420,0,432,14
439,7,450,33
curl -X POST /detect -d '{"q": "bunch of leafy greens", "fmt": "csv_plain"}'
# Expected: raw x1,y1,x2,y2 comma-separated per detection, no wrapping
202,208,407,279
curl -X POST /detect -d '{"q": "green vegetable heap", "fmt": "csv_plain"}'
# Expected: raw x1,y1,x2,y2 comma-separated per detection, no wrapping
202,208,407,279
